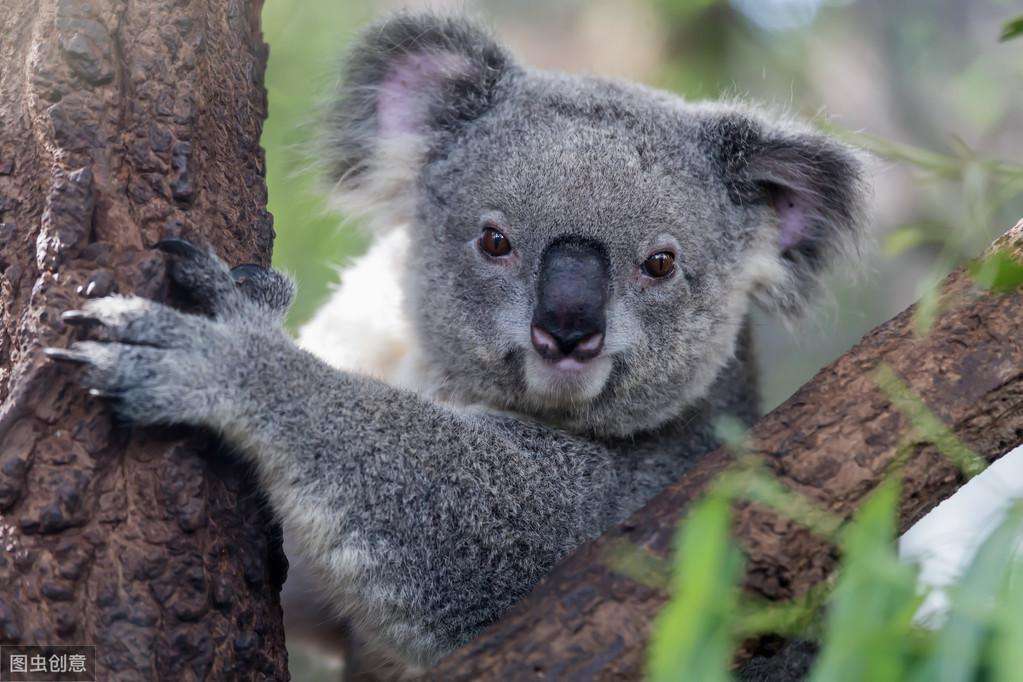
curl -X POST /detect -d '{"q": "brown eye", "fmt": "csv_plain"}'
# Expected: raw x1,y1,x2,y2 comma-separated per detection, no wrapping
642,251,676,278
479,226,512,257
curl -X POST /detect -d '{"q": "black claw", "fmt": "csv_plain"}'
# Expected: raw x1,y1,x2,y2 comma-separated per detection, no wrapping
154,238,202,259
230,263,265,284
61,310,101,327
43,347,90,364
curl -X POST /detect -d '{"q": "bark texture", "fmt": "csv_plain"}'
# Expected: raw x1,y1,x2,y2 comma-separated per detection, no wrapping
433,221,1023,680
0,0,287,679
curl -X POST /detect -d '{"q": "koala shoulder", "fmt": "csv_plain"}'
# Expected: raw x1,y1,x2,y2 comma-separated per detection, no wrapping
298,228,431,393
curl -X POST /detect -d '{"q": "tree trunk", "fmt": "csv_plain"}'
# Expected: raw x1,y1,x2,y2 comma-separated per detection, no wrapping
0,0,287,679
432,221,1023,680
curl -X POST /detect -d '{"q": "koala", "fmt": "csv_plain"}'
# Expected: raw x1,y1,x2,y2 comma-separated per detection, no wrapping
47,11,867,674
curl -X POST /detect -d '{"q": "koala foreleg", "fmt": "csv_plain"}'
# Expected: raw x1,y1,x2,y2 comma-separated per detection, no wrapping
47,242,618,667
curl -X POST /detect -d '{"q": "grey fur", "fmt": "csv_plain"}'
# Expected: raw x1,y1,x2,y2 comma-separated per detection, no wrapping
51,11,868,669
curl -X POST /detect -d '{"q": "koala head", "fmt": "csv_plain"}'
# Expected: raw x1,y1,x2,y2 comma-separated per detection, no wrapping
326,12,868,437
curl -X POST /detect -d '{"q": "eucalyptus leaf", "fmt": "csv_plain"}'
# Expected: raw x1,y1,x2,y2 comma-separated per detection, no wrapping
648,494,744,682
810,481,922,682
1000,15,1023,42
969,250,1023,293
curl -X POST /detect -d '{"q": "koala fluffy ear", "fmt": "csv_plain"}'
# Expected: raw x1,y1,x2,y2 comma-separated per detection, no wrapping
704,108,869,316
325,12,514,227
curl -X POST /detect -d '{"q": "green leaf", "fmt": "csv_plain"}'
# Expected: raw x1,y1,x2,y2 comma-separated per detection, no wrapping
873,364,987,479
647,493,744,682
992,558,1023,682
883,226,929,256
912,280,943,335
1000,15,1023,42
716,463,844,542
969,249,1023,293
736,582,831,639
810,480,923,682
601,537,673,591
713,414,752,454
918,503,1023,682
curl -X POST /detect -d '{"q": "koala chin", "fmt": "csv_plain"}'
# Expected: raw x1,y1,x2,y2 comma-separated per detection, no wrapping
51,10,869,674
523,350,614,406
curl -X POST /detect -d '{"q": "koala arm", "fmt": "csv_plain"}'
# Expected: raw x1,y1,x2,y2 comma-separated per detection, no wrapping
223,332,617,662
213,333,617,666
46,241,619,667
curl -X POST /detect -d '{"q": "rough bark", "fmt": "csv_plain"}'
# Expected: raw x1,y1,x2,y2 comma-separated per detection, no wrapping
433,221,1023,680
0,0,287,679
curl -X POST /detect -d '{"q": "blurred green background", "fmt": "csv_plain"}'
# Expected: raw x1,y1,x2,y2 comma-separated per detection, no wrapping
261,1,1022,676
262,0,369,328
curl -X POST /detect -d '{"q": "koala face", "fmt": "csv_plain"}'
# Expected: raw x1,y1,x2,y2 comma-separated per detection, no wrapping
327,13,867,436
408,82,772,435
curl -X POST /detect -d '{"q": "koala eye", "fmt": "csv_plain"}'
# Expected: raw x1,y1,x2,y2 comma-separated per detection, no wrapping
479,225,512,258
642,251,676,278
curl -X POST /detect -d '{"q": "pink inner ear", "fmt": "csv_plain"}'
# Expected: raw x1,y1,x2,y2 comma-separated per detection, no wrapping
377,51,470,138
774,191,809,251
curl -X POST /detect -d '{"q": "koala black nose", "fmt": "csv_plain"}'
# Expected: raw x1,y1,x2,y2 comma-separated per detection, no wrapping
531,239,609,362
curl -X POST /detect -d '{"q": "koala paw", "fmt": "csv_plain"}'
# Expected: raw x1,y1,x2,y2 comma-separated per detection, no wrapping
155,238,295,320
45,295,232,425
45,241,290,425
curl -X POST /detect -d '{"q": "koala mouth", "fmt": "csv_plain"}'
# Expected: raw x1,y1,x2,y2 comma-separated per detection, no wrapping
549,355,594,371
523,348,614,406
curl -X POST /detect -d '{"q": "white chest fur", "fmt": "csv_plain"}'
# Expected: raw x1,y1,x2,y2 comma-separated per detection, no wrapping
297,228,429,393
